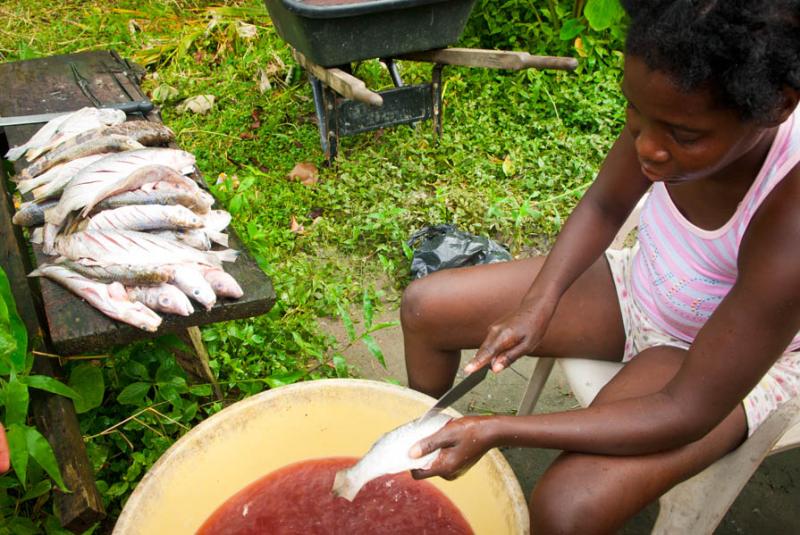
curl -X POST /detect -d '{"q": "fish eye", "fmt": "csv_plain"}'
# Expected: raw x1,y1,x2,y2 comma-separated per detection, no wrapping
193,289,201,296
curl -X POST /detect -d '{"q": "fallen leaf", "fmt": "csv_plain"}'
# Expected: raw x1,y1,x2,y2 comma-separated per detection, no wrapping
236,21,258,40
194,50,205,63
502,154,516,177
289,215,304,234
176,94,215,115
287,162,319,186
575,37,588,58
257,68,272,94
128,19,142,35
239,132,254,140
151,84,179,104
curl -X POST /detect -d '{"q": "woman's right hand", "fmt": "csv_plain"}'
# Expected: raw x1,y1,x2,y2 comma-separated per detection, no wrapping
464,299,556,374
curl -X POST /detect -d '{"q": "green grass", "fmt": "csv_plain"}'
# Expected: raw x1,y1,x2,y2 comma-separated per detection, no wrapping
0,0,625,530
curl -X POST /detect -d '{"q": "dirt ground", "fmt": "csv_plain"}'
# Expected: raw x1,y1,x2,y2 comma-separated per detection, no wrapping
319,309,800,534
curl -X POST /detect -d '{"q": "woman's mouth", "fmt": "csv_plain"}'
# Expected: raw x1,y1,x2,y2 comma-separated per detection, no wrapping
640,164,673,182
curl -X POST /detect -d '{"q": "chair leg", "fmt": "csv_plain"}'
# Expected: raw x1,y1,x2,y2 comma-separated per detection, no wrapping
517,357,555,416
652,396,800,535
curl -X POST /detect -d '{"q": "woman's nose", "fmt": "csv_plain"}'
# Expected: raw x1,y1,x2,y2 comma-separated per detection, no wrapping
634,128,669,164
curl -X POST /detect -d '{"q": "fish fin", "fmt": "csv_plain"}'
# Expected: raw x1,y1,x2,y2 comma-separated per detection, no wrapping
212,248,239,263
207,230,229,247
27,266,46,277
5,145,26,161
30,227,44,245
331,470,359,502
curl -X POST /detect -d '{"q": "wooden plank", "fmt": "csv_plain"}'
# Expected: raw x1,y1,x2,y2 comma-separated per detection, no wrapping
292,49,384,106
0,51,276,355
0,143,105,530
398,48,579,71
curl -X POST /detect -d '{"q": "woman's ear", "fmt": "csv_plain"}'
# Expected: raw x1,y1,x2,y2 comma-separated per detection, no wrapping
769,87,800,125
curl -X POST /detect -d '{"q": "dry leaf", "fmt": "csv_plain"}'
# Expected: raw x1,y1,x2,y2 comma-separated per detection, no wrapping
574,37,588,58
502,154,516,177
236,21,258,40
151,84,179,104
289,215,305,234
287,162,319,186
176,94,215,115
128,19,142,35
257,68,272,94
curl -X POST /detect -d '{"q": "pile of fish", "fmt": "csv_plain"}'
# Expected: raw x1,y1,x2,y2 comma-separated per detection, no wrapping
7,107,242,332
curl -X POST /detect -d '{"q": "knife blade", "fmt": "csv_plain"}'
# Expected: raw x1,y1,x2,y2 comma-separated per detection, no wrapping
0,100,155,127
421,365,490,420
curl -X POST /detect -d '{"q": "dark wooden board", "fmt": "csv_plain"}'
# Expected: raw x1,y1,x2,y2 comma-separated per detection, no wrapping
0,145,106,530
0,51,276,355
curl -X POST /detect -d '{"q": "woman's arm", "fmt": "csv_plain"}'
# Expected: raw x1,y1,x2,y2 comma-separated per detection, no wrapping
413,167,800,475
466,128,651,372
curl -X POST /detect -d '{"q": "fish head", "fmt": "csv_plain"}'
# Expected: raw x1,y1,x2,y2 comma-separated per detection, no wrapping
203,270,243,298
157,286,195,316
123,302,163,332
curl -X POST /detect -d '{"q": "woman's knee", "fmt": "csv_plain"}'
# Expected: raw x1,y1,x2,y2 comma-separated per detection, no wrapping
400,276,442,335
529,459,625,535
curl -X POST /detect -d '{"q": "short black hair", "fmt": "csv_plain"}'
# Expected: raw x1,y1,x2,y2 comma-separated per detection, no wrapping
622,0,800,122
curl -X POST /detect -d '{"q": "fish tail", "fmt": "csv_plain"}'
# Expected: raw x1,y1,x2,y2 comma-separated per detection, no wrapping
207,230,229,247
331,470,358,502
212,248,239,263
5,146,26,161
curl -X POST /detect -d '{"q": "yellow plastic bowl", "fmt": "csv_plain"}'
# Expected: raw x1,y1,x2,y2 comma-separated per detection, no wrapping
114,378,529,534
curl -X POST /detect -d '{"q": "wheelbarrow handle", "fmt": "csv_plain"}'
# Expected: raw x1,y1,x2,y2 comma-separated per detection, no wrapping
398,48,579,72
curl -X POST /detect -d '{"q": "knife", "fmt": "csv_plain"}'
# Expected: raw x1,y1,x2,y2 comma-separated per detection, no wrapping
420,365,490,420
0,100,155,127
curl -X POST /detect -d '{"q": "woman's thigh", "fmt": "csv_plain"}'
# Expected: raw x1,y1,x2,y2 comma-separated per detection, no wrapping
401,254,626,361
529,346,748,534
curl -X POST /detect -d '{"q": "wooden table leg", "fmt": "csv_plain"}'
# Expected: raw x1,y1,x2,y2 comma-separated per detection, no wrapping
174,327,223,401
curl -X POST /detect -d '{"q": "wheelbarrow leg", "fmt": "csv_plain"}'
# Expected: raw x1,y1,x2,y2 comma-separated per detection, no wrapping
382,57,404,88
431,64,444,138
308,74,338,162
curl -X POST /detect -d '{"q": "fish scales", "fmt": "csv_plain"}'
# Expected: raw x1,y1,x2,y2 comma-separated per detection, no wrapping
47,150,197,225
86,205,203,232
55,230,235,267
18,134,145,181
331,413,452,501
94,188,213,214
52,258,174,285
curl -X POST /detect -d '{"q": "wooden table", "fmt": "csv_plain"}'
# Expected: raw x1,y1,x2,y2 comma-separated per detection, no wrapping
0,50,276,531
0,50,276,354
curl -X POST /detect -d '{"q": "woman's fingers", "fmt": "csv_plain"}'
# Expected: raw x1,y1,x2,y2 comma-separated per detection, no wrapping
409,427,453,459
465,325,520,373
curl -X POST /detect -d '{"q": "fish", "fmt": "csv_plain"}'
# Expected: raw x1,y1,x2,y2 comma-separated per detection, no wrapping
52,258,175,285
54,230,237,268
86,204,204,232
12,198,58,227
6,107,126,162
28,264,162,332
126,283,195,316
151,229,212,250
169,264,217,310
200,266,243,298
47,152,197,225
331,413,452,501
17,134,145,181
93,187,214,214
16,154,106,197
103,120,175,146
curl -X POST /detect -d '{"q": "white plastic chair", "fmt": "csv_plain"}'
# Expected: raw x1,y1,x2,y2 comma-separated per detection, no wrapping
516,195,800,533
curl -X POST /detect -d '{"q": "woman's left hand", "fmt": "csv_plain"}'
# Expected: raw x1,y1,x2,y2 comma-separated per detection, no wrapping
409,416,496,481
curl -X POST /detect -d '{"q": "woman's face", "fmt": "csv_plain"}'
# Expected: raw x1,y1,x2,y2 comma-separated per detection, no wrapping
622,55,773,184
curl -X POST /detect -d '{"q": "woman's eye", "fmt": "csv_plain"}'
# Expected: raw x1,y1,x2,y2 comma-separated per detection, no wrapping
671,130,701,145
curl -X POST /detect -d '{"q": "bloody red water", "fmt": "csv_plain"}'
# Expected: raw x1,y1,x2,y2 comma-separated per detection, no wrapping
197,457,474,535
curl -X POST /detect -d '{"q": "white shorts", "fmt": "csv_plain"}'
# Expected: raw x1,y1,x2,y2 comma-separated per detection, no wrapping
606,245,800,435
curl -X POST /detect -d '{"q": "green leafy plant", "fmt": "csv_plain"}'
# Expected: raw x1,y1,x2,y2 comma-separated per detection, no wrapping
0,267,79,532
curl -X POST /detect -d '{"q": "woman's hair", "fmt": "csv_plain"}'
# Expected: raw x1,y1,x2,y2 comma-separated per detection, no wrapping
622,0,800,122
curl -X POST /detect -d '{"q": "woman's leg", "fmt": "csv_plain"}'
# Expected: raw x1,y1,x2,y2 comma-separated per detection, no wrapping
529,346,748,534
401,255,626,397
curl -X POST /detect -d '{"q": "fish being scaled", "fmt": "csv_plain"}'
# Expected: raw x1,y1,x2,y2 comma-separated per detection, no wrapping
28,264,162,331
86,204,203,232
126,283,195,316
18,134,145,181
331,413,452,501
5,107,126,162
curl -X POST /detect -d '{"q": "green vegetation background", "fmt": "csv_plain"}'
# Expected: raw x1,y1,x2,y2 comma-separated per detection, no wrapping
0,0,626,531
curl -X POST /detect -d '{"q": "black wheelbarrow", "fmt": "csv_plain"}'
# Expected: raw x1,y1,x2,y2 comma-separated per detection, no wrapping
264,0,578,160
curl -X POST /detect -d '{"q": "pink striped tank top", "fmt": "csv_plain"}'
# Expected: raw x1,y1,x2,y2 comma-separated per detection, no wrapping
631,108,800,349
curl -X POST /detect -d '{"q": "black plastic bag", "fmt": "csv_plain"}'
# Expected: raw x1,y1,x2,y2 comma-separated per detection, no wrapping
407,224,513,279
